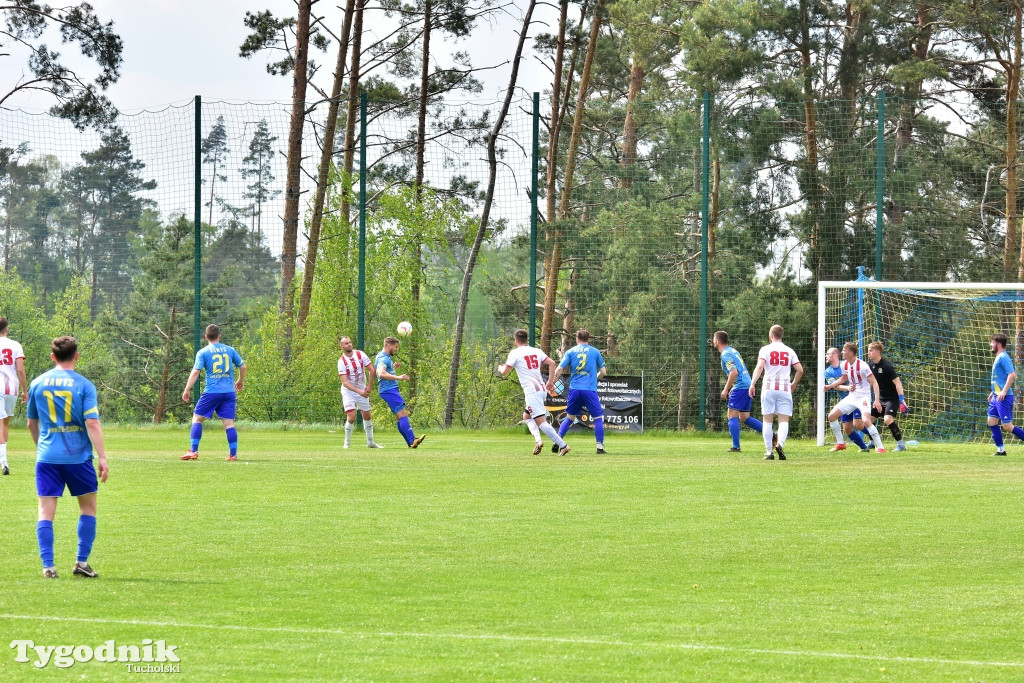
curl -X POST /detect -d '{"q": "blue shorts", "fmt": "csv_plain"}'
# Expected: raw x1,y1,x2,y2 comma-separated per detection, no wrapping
379,388,406,414
841,409,863,424
194,392,237,420
988,395,1015,423
566,389,603,418
36,461,98,497
727,388,752,412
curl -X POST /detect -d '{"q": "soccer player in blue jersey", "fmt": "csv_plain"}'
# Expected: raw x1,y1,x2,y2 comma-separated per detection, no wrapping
987,333,1024,456
375,336,425,449
712,331,763,452
181,324,246,461
549,329,608,454
27,336,109,578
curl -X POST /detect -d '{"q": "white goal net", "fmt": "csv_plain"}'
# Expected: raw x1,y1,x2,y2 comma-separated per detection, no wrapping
817,281,1024,445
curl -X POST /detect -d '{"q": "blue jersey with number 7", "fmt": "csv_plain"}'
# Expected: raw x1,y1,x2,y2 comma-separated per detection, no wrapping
194,343,244,394
559,343,605,391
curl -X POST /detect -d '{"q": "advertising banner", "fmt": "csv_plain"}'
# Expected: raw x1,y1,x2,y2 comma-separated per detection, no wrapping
545,375,644,433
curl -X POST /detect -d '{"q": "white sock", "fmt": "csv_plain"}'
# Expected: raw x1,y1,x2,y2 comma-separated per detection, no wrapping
777,421,789,446
525,419,542,444
867,424,884,449
762,423,774,453
829,420,845,444
344,422,354,444
0,443,6,467
539,422,565,447
363,420,374,443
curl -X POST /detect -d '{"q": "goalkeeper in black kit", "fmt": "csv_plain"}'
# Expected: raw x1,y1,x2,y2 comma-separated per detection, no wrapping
867,341,908,451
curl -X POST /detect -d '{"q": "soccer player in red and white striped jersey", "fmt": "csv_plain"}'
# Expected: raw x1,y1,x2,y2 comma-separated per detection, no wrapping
497,329,570,456
0,316,28,475
748,325,804,460
338,336,381,449
825,342,886,452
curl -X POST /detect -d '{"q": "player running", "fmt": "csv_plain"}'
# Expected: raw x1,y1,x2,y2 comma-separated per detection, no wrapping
712,330,764,452
375,336,425,449
824,346,871,452
181,324,246,461
0,316,28,475
824,342,886,452
987,333,1024,456
867,341,908,451
549,329,608,454
27,336,109,578
497,329,570,456
338,336,382,449
748,325,803,460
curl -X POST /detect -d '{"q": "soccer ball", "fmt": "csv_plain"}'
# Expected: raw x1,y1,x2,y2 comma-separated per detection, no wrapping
397,321,413,337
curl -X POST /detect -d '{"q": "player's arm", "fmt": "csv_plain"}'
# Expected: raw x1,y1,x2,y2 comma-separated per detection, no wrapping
15,356,27,403
376,362,407,382
867,373,883,412
235,363,246,392
85,418,109,483
182,368,201,402
364,363,376,395
597,363,607,379
999,370,1016,400
892,374,908,412
27,418,39,444
497,353,514,378
340,375,361,393
748,358,765,396
824,373,849,392
722,368,738,398
791,361,804,392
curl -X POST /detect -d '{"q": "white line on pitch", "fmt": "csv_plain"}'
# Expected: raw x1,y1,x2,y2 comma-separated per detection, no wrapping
0,613,1020,669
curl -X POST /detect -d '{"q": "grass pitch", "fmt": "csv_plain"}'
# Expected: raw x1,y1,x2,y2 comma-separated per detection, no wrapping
2,426,1024,680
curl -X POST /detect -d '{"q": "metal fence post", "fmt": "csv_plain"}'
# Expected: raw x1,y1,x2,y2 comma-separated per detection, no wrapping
876,91,885,279
193,95,202,354
699,91,710,430
358,92,368,352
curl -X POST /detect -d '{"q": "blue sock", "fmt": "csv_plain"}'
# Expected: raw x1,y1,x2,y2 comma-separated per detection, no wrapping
849,431,868,450
225,427,238,456
992,425,1006,449
77,514,96,563
744,416,764,433
1012,426,1024,442
558,418,572,438
594,417,605,445
37,520,54,568
397,416,415,446
190,422,203,452
728,417,741,448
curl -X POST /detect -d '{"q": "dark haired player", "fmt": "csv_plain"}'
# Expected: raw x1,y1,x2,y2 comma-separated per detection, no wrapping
28,336,109,578
867,341,908,451
181,324,246,461
987,333,1024,456
497,329,569,455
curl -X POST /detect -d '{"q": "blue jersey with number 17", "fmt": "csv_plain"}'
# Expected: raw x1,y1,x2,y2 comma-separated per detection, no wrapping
27,368,99,465
559,343,606,391
194,343,244,394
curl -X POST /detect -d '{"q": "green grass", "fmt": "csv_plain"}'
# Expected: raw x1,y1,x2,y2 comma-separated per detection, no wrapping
2,427,1024,680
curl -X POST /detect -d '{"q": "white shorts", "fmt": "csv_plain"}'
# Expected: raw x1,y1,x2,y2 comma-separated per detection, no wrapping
761,389,793,416
341,387,371,413
0,393,15,419
523,390,550,420
835,394,870,417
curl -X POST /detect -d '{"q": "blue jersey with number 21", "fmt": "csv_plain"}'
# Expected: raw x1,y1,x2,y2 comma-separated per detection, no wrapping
559,343,605,391
194,343,244,394
27,368,99,465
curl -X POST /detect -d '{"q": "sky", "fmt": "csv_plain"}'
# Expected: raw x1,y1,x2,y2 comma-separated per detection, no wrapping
0,0,557,112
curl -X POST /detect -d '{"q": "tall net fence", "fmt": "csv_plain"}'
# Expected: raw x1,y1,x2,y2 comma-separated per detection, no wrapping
0,93,1020,434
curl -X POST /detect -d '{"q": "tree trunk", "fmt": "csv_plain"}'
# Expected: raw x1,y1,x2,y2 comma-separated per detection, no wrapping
541,0,603,355
710,145,720,259
154,303,176,424
340,0,366,225
1010,3,1023,364
619,57,644,189
442,0,536,428
279,0,312,333
297,0,357,328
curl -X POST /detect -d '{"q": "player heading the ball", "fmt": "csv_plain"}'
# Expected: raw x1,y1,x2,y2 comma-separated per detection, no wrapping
497,329,570,456
181,324,246,461
748,325,803,460
375,336,425,449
